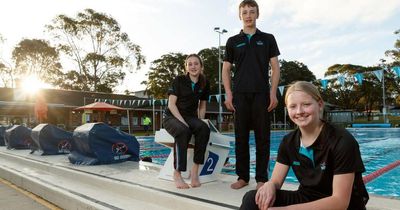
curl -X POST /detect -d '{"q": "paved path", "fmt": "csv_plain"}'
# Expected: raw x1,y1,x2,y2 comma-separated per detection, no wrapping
0,178,60,210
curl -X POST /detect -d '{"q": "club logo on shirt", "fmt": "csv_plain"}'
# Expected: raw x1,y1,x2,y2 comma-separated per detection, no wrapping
256,41,264,45
320,162,326,171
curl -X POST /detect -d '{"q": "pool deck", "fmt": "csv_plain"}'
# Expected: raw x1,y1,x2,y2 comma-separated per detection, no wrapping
0,147,399,210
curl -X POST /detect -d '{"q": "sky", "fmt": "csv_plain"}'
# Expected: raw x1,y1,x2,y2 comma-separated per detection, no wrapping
1,0,399,93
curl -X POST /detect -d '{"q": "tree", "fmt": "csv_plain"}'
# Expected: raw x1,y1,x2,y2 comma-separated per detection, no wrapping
198,47,219,94
46,8,145,92
384,29,400,105
12,39,63,86
321,64,383,119
275,60,316,124
279,60,316,85
143,47,223,98
142,53,186,98
0,35,15,88
385,29,400,63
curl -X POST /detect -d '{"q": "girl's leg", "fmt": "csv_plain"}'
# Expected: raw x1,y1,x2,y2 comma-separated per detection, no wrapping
173,170,190,189
190,163,201,187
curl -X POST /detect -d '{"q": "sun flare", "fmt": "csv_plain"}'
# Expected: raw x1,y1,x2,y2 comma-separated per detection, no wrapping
21,75,50,94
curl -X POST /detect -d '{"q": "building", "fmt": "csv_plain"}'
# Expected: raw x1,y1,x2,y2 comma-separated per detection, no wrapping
0,88,232,133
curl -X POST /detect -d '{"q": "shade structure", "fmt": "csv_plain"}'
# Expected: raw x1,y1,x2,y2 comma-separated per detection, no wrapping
75,102,125,111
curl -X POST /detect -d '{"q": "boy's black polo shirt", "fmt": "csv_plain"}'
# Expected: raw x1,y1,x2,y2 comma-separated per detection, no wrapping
165,75,210,118
224,29,280,93
277,122,369,208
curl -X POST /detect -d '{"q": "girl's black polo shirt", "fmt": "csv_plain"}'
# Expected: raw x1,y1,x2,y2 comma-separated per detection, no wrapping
165,75,210,118
277,122,369,209
224,29,280,93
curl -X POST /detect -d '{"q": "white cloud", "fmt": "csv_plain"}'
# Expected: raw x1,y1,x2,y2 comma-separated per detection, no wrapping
259,0,400,28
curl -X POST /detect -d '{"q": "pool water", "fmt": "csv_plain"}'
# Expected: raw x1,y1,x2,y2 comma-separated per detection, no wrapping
138,128,400,198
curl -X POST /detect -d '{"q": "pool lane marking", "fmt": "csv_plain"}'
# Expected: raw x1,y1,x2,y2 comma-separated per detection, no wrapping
363,160,400,184
0,177,62,210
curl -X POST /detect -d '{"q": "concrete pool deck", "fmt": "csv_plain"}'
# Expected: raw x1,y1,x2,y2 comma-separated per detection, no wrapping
0,147,399,210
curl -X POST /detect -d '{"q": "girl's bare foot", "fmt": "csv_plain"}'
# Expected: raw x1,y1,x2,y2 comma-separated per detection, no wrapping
173,170,190,189
190,164,201,188
230,179,248,189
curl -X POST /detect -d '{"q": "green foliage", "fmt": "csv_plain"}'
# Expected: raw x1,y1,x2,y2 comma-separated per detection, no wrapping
385,29,400,62
143,47,223,98
0,34,13,87
142,52,186,98
11,39,63,86
275,59,316,123
279,60,316,85
198,47,220,94
320,62,400,118
46,8,145,92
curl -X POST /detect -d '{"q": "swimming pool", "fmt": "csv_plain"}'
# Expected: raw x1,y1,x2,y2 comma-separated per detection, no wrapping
138,128,400,198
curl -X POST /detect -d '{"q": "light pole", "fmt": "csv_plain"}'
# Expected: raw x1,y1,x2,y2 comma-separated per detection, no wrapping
214,27,227,131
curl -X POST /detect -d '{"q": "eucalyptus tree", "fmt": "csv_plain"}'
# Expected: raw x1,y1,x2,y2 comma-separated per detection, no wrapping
142,52,186,99
198,47,219,94
322,64,384,119
385,29,400,104
46,8,145,92
275,60,316,124
385,29,400,63
0,34,12,87
12,39,62,86
143,47,222,99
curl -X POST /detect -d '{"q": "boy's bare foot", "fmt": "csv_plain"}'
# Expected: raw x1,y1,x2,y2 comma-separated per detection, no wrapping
190,164,201,188
256,182,264,190
173,170,190,189
230,179,248,189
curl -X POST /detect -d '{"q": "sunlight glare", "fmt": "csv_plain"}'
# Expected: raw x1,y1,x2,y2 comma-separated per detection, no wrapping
21,75,50,94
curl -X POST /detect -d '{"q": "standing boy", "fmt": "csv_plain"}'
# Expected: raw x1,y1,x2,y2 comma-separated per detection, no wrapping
222,0,281,190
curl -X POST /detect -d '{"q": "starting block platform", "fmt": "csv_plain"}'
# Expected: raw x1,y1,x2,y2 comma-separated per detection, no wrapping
155,120,234,183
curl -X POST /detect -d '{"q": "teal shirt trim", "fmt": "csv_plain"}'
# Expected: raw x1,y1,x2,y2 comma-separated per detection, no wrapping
236,43,246,48
299,145,315,167
246,34,253,42
191,82,195,91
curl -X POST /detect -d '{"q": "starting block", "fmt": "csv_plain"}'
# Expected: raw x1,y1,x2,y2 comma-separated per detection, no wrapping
155,120,233,183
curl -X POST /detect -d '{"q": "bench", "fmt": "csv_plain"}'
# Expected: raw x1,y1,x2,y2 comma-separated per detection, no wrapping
155,119,234,183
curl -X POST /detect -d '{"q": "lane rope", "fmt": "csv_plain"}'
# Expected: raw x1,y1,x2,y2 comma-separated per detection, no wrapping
363,160,400,184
